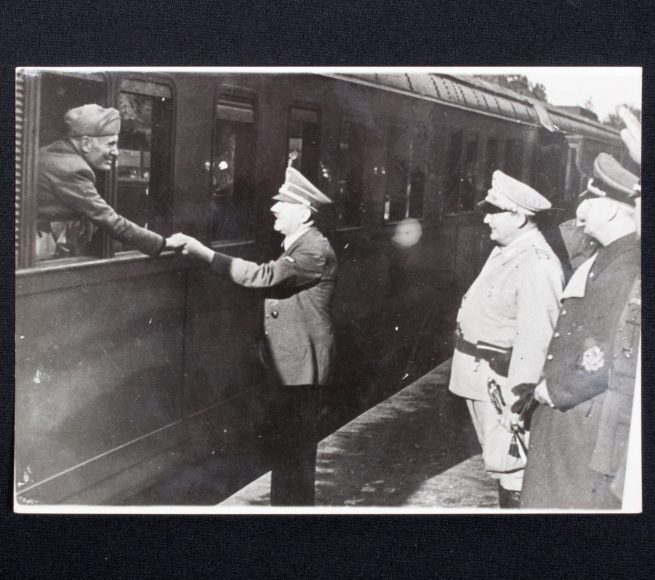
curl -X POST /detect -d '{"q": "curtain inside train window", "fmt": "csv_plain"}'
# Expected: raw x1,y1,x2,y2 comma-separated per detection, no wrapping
211,93,256,241
337,120,365,227
34,72,108,263
114,79,174,253
288,105,321,186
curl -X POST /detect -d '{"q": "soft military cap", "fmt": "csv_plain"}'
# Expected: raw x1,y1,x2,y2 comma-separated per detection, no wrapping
478,170,551,215
579,153,640,207
273,167,333,213
65,104,121,137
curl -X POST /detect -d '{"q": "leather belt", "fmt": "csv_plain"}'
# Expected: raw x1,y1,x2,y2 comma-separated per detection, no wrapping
454,331,512,377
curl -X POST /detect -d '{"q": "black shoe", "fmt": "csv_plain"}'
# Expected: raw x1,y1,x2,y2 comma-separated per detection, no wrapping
498,483,522,508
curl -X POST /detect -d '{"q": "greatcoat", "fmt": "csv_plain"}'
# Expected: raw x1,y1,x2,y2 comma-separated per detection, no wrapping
211,226,338,386
38,138,165,257
522,234,640,509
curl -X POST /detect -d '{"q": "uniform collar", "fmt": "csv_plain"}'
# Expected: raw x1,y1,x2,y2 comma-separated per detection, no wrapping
492,227,542,264
562,253,598,299
283,224,313,252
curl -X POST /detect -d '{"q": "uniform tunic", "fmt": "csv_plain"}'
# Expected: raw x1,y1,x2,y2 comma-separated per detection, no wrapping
211,226,338,386
448,228,563,483
38,139,165,257
522,234,640,509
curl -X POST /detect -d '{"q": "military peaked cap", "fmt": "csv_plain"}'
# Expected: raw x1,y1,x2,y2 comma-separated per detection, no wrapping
273,167,333,213
65,104,121,137
478,170,551,216
580,153,640,207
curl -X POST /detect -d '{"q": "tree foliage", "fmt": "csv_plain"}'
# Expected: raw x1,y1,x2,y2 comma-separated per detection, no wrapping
603,104,641,129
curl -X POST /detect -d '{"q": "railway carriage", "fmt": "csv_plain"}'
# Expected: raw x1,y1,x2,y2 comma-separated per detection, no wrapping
14,70,623,506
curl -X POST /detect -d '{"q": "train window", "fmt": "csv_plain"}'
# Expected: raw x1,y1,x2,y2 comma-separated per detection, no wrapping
33,72,109,263
114,79,174,253
503,138,524,180
385,123,426,222
484,137,499,189
443,130,479,215
337,120,366,227
288,105,321,185
210,94,257,241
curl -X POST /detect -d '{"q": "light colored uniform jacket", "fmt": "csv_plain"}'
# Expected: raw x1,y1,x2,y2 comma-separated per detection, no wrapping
449,228,563,402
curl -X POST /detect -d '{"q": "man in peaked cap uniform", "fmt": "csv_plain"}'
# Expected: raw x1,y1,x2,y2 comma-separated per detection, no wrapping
37,104,182,259
448,170,563,508
170,167,337,505
521,153,640,509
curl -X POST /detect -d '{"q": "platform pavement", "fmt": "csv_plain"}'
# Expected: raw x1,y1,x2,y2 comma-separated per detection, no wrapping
221,360,499,508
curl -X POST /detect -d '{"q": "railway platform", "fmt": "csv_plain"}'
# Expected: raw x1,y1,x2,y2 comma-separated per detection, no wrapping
221,360,500,509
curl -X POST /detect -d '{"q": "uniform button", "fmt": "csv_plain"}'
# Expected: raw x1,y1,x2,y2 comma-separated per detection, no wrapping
589,272,594,278
265,314,270,319
271,310,279,319
561,310,567,316
554,332,560,338
547,354,554,361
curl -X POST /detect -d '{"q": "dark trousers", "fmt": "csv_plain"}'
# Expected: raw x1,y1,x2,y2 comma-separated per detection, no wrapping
268,384,321,506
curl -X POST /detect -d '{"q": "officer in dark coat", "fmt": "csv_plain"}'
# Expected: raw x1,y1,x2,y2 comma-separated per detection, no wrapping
521,153,641,509
170,167,337,505
37,104,179,259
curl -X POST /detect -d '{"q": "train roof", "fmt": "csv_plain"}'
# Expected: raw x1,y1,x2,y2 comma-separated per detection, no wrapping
324,72,620,143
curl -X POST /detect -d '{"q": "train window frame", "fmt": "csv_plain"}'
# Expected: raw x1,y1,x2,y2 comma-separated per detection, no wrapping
112,74,177,256
443,128,480,217
287,103,322,187
335,115,367,230
383,119,427,224
16,70,114,270
209,87,258,244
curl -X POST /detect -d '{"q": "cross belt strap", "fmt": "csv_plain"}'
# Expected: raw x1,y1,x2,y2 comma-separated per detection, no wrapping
454,331,513,377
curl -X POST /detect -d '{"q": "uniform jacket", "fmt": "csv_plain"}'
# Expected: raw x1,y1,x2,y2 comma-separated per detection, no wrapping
38,139,165,257
211,226,337,386
449,228,563,402
522,233,640,508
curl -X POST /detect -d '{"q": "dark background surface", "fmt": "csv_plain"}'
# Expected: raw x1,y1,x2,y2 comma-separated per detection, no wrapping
1,0,654,578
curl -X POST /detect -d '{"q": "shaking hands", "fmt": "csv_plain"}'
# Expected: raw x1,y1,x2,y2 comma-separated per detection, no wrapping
165,233,215,263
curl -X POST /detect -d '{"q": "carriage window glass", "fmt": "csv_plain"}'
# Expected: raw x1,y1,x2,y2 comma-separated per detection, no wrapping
34,72,108,262
504,138,524,179
337,120,365,227
211,94,256,241
484,137,499,189
114,80,174,253
288,106,320,185
385,124,412,222
459,133,479,212
444,130,463,215
385,124,426,222
408,129,426,219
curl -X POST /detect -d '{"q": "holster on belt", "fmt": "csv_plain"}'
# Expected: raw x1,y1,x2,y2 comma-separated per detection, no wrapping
455,331,512,377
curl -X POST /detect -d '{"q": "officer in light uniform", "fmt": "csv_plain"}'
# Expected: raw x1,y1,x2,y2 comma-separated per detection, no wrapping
448,170,564,508
169,167,337,506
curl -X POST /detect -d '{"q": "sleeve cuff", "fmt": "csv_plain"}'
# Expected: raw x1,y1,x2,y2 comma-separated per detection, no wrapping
211,252,233,274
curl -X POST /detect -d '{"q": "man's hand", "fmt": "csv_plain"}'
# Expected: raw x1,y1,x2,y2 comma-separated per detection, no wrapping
534,379,554,408
167,233,215,263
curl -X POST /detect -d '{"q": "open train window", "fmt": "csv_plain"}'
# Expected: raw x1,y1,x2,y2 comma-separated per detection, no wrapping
444,130,479,215
210,93,257,241
384,123,426,222
337,119,366,227
28,71,110,265
114,78,175,253
288,105,321,185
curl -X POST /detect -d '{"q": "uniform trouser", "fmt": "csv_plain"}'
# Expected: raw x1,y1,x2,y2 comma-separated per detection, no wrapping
466,398,527,492
269,384,321,506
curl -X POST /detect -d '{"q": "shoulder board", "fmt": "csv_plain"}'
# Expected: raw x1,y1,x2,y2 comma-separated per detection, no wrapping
282,256,296,263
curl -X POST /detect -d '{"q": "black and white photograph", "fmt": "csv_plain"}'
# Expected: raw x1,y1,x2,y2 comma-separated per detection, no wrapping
13,66,642,514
